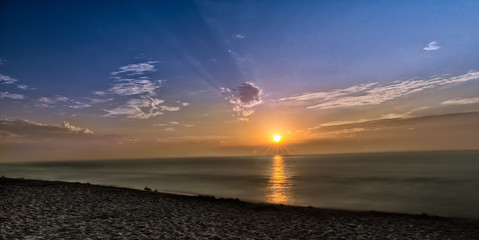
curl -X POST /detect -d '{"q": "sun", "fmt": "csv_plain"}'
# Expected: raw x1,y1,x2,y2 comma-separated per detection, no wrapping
273,135,282,143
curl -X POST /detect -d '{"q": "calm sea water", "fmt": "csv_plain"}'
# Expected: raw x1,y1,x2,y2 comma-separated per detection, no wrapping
1,151,479,218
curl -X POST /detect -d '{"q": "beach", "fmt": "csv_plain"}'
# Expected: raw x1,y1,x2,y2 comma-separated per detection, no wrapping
1,177,478,239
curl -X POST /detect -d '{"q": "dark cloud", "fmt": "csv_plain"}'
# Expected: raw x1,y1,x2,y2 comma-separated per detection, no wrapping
222,82,262,120
0,119,94,139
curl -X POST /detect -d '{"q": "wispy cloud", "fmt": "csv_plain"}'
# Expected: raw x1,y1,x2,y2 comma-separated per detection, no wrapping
85,97,114,104
36,97,56,108
299,126,366,138
318,107,427,127
222,82,263,120
0,74,17,84
111,61,159,75
60,121,94,134
92,60,187,119
108,79,164,96
69,101,92,109
104,96,184,119
35,96,69,108
442,97,479,105
104,97,165,119
321,128,366,137
69,97,113,109
155,135,231,143
232,34,245,39
93,91,106,96
280,71,479,110
31,95,97,110
0,73,33,91
16,84,31,90
0,92,26,100
159,106,180,111
423,41,440,51
56,97,69,102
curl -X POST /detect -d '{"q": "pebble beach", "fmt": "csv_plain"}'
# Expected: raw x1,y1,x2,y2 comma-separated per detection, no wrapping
1,177,479,239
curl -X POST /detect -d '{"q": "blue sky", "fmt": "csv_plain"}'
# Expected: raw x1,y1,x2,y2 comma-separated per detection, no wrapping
1,0,479,161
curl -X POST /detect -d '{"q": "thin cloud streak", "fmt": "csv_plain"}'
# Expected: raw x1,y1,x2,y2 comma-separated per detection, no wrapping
0,119,94,137
423,41,440,51
16,84,30,90
291,111,479,154
318,107,427,127
442,97,479,105
160,106,180,111
280,71,479,110
232,34,245,39
153,121,195,127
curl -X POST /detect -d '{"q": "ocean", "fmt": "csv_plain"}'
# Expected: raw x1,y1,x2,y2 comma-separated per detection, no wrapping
1,151,479,219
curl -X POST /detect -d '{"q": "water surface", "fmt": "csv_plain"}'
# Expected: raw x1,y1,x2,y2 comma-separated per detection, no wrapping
1,151,478,218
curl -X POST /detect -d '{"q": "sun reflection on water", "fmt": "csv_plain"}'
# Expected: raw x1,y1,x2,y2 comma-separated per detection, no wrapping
266,155,293,204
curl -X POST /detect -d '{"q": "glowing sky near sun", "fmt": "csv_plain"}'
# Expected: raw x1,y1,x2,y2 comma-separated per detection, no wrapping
0,0,479,161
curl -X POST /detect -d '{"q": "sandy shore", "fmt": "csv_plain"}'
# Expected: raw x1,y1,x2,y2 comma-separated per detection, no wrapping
1,177,478,239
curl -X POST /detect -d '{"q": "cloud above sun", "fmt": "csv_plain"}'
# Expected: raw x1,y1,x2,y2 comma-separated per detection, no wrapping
222,82,263,120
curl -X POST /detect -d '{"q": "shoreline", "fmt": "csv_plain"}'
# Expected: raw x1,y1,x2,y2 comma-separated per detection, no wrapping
2,177,479,239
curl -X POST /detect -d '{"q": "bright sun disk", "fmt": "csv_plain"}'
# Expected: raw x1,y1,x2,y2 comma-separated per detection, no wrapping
273,135,282,143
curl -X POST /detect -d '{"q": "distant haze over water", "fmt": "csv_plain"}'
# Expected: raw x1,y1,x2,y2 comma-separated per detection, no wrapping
1,151,479,219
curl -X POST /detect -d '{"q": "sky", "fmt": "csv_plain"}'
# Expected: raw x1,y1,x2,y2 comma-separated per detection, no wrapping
1,0,479,162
